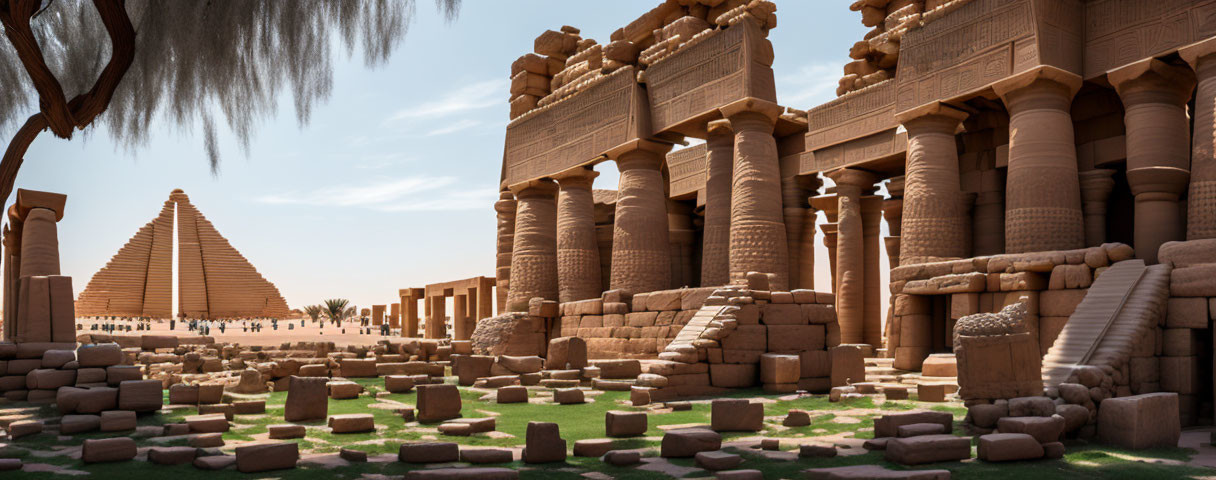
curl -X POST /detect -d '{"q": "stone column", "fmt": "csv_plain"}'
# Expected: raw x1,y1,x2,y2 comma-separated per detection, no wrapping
494,191,517,315
668,200,697,288
554,168,602,303
506,180,559,312
723,98,790,290
453,294,469,340
400,291,421,338
1182,39,1216,240
798,203,819,290
19,208,60,277
897,104,969,265
972,181,1006,256
883,176,904,270
811,194,839,286
701,119,734,286
1109,59,1196,264
784,175,820,290
994,68,1085,253
2,226,14,342
428,295,446,339
1079,169,1117,246
861,194,884,348
827,168,879,346
610,140,673,294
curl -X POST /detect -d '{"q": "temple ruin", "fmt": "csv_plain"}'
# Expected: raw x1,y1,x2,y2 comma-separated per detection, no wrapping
75,189,290,319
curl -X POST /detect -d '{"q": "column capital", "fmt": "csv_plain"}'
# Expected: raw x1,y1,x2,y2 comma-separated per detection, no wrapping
809,194,838,214
552,166,599,185
605,138,672,163
895,101,971,125
508,178,559,197
992,66,1084,102
1180,37,1216,70
1107,58,1196,105
1078,169,1117,202
719,97,782,124
826,168,880,190
1127,166,1191,197
494,191,517,214
707,119,733,138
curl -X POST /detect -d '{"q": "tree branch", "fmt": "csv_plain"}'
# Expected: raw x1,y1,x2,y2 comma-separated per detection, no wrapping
0,0,75,138
0,114,46,209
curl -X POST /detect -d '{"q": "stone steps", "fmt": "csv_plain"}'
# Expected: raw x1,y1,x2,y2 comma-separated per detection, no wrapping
1041,260,1164,387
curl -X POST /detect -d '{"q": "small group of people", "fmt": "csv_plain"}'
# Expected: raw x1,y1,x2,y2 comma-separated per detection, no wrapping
88,316,151,333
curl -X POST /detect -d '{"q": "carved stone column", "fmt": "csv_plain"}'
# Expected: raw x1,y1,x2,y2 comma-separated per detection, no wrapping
1109,59,1196,264
668,200,697,288
799,202,819,290
506,180,559,312
701,119,734,286
610,140,673,294
827,168,879,346
554,168,602,303
897,103,969,265
723,98,790,290
811,194,839,287
1079,169,1117,246
494,192,517,315
1182,39,1216,240
861,194,884,348
994,68,1085,253
883,176,904,270
784,175,820,290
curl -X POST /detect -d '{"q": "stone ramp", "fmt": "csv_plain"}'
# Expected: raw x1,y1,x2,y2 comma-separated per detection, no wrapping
1041,260,1146,387
665,305,727,352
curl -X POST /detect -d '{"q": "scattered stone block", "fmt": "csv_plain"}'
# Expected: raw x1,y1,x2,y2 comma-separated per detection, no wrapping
417,384,462,423
82,437,137,463
268,424,306,439
711,398,763,432
996,416,1065,444
661,428,721,457
117,379,162,412
497,385,527,403
8,419,43,439
403,468,519,479
522,421,566,463
99,410,136,432
385,375,415,393
604,450,642,466
874,411,954,438
1097,392,1181,449
977,433,1044,462
235,442,299,473
148,446,199,465
328,380,362,399
192,454,236,470
329,413,375,433
189,433,225,448
60,414,101,434
460,448,513,464
799,444,838,458
695,450,742,470
885,434,971,465
784,410,811,426
605,410,647,437
186,414,229,433
399,442,460,463
804,465,951,479
554,388,585,405
897,423,947,437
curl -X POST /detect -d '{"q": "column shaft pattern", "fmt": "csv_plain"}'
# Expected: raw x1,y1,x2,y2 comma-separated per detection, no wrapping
728,111,790,290
556,171,602,303
506,181,559,311
610,147,672,294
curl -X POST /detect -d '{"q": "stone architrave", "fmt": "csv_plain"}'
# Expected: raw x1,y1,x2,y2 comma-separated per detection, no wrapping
1182,39,1216,240
827,168,879,346
701,120,734,287
723,98,790,290
993,67,1085,253
1078,169,1116,247
506,180,559,311
1109,59,1196,263
494,192,518,314
896,104,970,265
609,140,673,295
554,168,602,303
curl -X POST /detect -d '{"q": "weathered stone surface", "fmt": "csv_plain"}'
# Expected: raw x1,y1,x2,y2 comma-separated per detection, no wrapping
977,433,1044,462
884,435,971,465
399,442,460,463
417,384,462,423
661,428,721,457
284,376,328,422
1097,393,1181,449
235,442,298,473
81,437,137,463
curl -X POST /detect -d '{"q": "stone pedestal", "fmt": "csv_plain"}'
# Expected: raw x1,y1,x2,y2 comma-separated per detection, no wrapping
898,105,969,265
994,68,1085,253
555,168,602,303
506,180,559,312
494,192,518,315
610,140,673,294
701,120,734,287
1079,169,1117,247
724,98,790,290
827,168,879,346
1182,39,1216,240
1109,59,1196,263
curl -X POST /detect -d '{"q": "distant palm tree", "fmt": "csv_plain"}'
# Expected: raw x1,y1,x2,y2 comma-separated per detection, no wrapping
323,299,350,327
303,305,324,323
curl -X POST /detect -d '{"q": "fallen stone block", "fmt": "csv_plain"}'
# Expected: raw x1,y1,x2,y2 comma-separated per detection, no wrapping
572,438,614,457
81,437,137,463
977,433,1044,462
402,468,519,480
417,384,462,423
460,447,513,464
605,410,647,437
284,376,328,422
661,428,721,457
148,446,200,465
1097,392,1181,449
399,442,460,463
235,442,299,473
804,465,951,479
996,416,1064,444
268,424,306,439
711,398,763,432
695,450,742,470
192,454,236,470
522,421,566,463
329,413,375,433
884,435,971,465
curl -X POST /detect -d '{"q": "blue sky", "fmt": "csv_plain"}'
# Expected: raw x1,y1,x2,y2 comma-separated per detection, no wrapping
16,1,869,311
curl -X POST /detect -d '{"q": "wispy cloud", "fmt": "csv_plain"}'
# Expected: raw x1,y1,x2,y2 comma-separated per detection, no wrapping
776,61,845,106
352,152,412,170
424,119,482,137
255,176,492,212
384,79,506,122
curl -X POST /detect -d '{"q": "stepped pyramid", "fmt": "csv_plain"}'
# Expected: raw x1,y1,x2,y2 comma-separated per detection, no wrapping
75,189,290,319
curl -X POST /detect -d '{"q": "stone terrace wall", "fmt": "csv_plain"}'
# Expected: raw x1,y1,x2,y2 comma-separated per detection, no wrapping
889,243,1136,371
1159,239,1216,426
558,287,718,359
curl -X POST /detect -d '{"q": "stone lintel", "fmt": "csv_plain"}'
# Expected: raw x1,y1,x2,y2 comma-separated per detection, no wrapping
552,166,600,183
508,177,560,197
992,66,1083,102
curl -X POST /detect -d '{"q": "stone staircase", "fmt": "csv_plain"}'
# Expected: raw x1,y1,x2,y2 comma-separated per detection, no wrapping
1041,260,1170,387
659,305,728,362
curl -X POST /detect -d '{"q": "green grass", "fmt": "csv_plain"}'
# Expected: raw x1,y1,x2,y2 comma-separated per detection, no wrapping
0,376,1209,479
